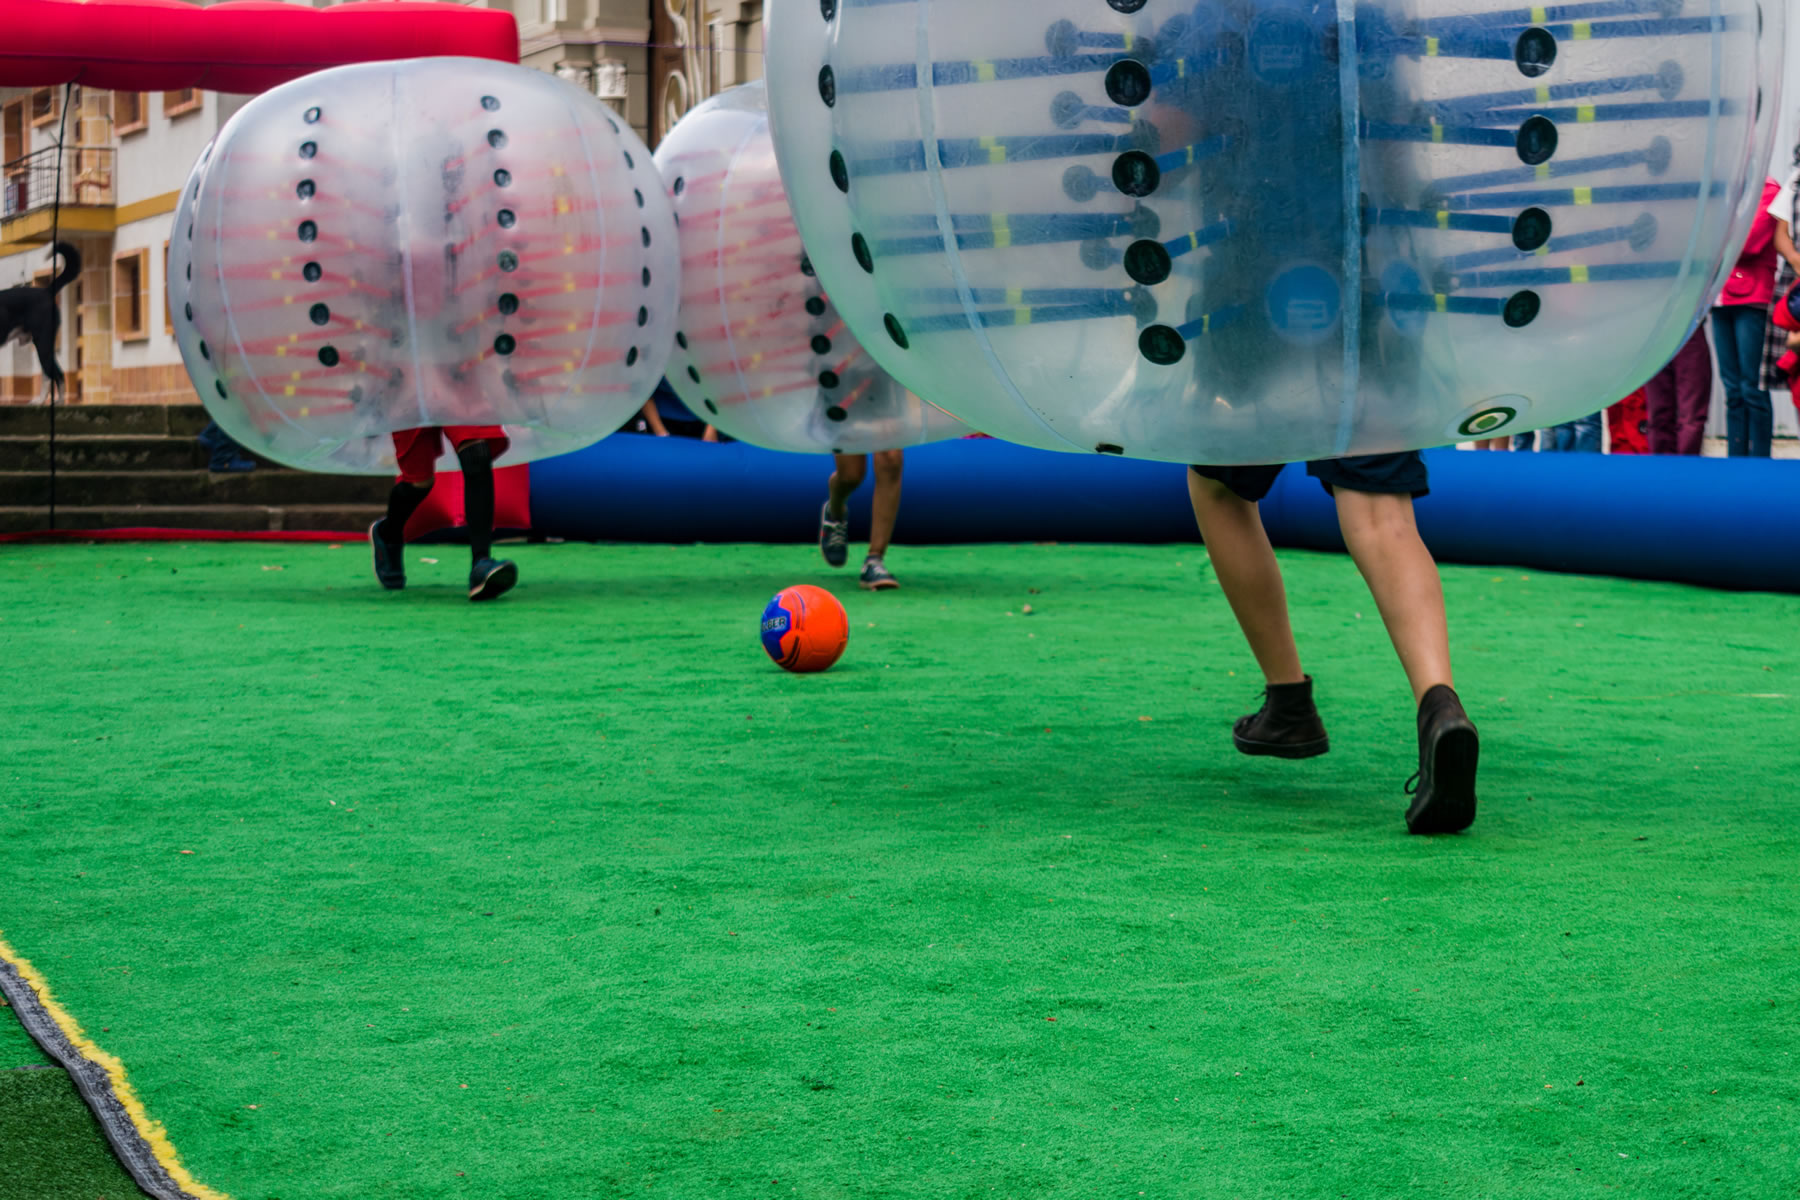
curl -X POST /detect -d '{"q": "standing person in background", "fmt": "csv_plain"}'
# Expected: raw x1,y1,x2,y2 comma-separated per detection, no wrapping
1511,413,1601,453
1547,413,1603,452
1761,146,1800,403
1642,327,1714,455
1711,175,1782,457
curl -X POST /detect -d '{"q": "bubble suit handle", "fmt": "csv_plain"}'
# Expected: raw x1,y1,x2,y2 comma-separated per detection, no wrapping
169,58,680,475
656,80,970,454
766,0,1785,463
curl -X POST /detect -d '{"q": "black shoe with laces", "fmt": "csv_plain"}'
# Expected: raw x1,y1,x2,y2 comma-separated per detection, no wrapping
1404,684,1480,835
370,520,405,590
820,503,849,568
469,557,518,602
1232,676,1329,759
859,555,899,590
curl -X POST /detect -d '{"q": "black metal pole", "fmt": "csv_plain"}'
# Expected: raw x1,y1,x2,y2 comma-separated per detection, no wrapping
45,83,73,532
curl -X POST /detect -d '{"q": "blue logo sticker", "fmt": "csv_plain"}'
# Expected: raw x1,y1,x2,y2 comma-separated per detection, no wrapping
760,594,793,663
1265,264,1342,346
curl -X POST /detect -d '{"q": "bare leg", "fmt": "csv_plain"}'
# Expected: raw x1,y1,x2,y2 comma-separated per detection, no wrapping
1187,471,1304,685
1333,489,1452,704
867,449,904,559
826,453,867,520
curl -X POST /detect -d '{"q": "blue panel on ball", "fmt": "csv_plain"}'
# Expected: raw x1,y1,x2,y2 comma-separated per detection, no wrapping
760,594,795,664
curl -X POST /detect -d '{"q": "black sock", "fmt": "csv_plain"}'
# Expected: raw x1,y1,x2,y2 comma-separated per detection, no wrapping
382,481,432,543
457,439,495,562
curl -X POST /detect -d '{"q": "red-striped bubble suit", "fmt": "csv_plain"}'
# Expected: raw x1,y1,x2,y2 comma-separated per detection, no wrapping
169,58,679,474
655,81,969,453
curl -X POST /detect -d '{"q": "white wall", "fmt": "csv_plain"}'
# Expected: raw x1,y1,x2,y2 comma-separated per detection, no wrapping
1775,5,1800,178
112,91,226,206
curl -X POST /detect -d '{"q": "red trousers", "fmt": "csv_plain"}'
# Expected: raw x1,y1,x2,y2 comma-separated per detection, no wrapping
1642,329,1713,455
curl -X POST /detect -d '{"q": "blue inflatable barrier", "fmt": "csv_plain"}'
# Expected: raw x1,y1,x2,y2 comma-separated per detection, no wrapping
530,436,1800,594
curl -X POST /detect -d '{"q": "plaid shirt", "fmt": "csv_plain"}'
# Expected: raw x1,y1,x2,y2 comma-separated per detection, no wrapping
1762,169,1800,392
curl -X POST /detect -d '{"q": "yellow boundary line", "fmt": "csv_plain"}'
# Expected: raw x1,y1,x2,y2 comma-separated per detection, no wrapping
0,933,231,1200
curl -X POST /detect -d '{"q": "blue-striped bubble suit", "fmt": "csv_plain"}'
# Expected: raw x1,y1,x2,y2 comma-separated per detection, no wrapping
766,0,1785,463
169,59,680,475
656,81,971,453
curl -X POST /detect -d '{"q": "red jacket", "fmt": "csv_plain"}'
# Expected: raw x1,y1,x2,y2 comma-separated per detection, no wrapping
1716,176,1783,308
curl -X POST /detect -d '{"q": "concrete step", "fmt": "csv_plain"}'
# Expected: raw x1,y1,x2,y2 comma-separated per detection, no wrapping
0,403,211,438
0,504,385,534
0,470,389,507
0,435,213,471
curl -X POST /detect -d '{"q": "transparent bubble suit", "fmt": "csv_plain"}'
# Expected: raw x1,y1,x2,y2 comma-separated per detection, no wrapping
169,58,680,475
767,0,1785,462
655,81,969,453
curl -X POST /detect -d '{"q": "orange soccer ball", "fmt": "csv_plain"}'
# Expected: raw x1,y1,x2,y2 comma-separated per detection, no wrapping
760,585,848,673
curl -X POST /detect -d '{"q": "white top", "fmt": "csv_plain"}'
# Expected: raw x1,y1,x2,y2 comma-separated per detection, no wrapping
1769,168,1800,224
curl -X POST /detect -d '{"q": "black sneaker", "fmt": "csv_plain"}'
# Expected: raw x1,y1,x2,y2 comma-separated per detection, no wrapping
820,503,849,568
1232,676,1329,759
469,557,518,602
370,520,405,590
1405,685,1480,835
859,555,899,590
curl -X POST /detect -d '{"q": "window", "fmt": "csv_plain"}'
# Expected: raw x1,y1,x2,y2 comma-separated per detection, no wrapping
162,89,202,120
30,88,59,128
2,101,23,165
114,248,150,342
115,91,148,136
163,242,173,335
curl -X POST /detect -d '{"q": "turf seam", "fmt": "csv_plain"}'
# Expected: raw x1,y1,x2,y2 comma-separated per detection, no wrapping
0,937,228,1200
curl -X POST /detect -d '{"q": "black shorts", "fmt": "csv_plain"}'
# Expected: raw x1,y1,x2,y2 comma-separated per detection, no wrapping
1188,452,1429,504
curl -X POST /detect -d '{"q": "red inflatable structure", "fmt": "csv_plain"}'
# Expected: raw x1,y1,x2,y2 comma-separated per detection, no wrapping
4,0,530,541
1,0,517,92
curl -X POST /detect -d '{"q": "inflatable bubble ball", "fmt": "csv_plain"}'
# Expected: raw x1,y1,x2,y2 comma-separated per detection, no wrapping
169,58,679,475
767,0,1785,464
655,81,969,453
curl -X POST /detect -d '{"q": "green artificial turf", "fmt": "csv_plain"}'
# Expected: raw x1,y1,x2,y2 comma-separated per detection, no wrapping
0,993,142,1200
1,541,1797,1200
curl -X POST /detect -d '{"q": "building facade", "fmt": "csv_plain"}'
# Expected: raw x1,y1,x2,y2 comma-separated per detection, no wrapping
1,0,763,408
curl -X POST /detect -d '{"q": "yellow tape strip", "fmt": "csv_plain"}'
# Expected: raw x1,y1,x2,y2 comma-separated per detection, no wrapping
0,935,230,1200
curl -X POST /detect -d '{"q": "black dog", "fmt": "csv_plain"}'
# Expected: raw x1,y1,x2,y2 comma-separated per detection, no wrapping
0,241,81,401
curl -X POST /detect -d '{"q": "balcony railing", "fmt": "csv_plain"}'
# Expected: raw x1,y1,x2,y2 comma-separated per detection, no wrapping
2,145,116,220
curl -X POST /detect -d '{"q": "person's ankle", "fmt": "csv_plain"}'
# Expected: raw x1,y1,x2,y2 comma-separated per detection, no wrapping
1415,681,1457,707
